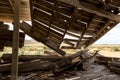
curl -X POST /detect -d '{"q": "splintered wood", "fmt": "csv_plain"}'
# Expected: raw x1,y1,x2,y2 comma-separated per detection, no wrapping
0,49,89,73
95,56,120,74
0,50,120,80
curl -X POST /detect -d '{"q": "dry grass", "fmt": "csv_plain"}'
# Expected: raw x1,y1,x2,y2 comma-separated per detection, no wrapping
0,41,120,58
89,44,120,57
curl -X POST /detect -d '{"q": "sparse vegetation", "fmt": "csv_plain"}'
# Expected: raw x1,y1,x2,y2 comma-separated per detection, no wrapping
0,44,120,57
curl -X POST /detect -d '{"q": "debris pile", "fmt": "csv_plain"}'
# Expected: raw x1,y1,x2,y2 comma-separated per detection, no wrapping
0,49,120,80
0,49,90,73
96,55,120,74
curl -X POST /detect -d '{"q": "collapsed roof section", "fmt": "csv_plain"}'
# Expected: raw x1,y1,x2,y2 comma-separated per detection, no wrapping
20,0,120,56
0,0,120,56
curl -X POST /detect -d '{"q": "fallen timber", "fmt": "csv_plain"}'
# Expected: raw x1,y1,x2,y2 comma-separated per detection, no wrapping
0,50,120,80
96,56,120,62
52,49,89,73
95,56,120,74
0,60,53,73
1,54,63,62
0,49,89,73
110,66,120,74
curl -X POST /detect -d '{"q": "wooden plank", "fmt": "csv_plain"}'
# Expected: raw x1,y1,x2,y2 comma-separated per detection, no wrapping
0,7,13,14
59,0,120,22
33,2,52,14
0,3,10,8
110,66,120,74
33,20,64,45
108,62,120,67
53,49,89,72
20,22,66,56
0,0,10,4
64,41,75,46
11,0,20,80
0,14,13,22
55,1,74,16
70,49,89,59
52,17,68,29
66,32,80,38
1,54,63,62
96,56,120,62
32,0,54,9
0,60,53,73
61,46,75,49
53,12,70,21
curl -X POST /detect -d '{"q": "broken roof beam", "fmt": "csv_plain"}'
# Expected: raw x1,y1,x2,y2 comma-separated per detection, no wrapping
20,22,66,56
84,20,118,47
58,0,120,22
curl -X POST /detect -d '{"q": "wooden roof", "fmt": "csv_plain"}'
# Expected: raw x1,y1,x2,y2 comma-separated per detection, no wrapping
0,0,120,56
0,0,120,22
0,0,30,22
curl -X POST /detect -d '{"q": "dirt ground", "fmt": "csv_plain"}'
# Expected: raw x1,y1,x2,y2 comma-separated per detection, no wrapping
89,44,120,58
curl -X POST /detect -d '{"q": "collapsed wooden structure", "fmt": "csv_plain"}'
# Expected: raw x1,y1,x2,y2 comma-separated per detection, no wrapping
20,0,120,56
0,50,89,73
0,0,120,79
0,0,120,55
96,55,120,74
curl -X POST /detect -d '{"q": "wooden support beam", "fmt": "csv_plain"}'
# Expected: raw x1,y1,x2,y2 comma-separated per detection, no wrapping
11,0,20,80
61,46,75,49
59,0,120,22
1,54,63,62
76,14,95,48
0,60,53,73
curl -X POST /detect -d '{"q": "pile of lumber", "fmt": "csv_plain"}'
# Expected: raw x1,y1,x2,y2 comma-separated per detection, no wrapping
95,56,120,74
0,49,94,74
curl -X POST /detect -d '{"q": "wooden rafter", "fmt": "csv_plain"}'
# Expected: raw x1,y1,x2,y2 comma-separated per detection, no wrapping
76,14,95,48
85,20,118,47
59,0,120,22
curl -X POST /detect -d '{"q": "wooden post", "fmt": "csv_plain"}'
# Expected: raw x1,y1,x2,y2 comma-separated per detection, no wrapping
11,0,20,80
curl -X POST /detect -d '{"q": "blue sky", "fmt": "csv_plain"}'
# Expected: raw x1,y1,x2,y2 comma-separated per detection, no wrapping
5,23,120,44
